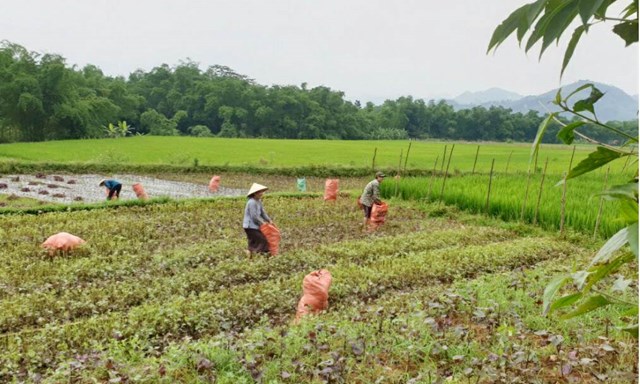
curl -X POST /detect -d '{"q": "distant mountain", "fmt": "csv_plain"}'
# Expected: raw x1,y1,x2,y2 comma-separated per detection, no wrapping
452,87,522,105
448,81,638,122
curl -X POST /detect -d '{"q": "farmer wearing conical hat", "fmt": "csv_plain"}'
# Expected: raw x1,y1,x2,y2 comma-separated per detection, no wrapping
360,171,385,229
243,183,273,255
99,178,123,201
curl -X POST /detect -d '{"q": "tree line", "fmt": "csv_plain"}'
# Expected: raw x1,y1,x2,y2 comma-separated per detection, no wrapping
0,41,636,143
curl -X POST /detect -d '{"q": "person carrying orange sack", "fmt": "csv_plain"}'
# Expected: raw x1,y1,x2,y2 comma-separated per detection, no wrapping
359,171,385,229
243,183,273,255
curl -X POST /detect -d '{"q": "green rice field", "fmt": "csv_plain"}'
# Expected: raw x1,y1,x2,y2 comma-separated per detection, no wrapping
0,136,629,175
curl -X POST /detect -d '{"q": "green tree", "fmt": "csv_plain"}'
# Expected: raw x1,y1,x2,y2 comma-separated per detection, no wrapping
489,0,638,336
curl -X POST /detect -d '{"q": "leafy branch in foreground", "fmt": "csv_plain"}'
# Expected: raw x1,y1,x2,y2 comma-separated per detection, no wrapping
490,0,638,337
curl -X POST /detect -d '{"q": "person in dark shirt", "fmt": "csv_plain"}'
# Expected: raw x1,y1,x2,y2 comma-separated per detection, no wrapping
99,179,122,200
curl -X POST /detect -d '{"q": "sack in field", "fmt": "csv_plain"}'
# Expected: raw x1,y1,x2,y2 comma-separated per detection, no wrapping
295,269,332,321
132,183,148,200
369,201,388,230
323,179,339,201
297,178,307,192
259,222,281,256
208,175,221,192
42,232,86,253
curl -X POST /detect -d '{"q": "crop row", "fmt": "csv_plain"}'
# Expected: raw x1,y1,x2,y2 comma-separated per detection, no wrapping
0,228,578,378
0,225,512,333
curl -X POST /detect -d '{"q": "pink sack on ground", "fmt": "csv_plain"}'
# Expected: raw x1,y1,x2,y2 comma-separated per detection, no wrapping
323,179,339,201
209,175,221,192
132,183,148,200
42,232,86,252
295,269,332,321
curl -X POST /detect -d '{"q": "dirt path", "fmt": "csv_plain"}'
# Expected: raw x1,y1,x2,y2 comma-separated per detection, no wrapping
0,174,245,204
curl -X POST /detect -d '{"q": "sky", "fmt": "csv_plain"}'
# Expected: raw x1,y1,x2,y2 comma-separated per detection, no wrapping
2,0,638,104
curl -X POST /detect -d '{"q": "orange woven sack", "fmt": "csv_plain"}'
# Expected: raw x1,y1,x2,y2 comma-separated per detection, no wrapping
132,183,148,200
42,232,86,253
259,222,281,255
295,269,332,321
323,179,339,201
208,175,221,192
369,201,388,230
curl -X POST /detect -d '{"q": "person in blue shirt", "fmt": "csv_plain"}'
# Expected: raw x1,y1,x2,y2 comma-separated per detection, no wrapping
243,183,272,255
99,179,122,200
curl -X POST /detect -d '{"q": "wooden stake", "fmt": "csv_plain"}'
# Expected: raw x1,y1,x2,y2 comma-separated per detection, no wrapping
427,155,439,200
533,158,549,226
395,148,403,197
440,145,447,173
472,145,480,175
486,158,495,214
521,168,532,222
505,150,513,174
593,167,611,239
403,142,412,173
560,146,576,234
440,144,455,199
371,147,377,170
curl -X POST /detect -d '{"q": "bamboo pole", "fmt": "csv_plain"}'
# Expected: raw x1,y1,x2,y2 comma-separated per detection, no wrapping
472,145,480,175
395,149,403,197
560,146,576,234
440,145,447,174
520,168,532,222
485,158,495,214
593,167,611,239
371,147,377,170
403,142,412,174
533,158,549,226
427,155,439,200
440,144,455,199
505,150,513,174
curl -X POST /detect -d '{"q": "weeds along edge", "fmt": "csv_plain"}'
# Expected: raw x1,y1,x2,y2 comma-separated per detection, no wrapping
0,192,324,216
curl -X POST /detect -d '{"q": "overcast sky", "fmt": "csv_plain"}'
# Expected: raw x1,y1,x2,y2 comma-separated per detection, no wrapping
2,0,638,103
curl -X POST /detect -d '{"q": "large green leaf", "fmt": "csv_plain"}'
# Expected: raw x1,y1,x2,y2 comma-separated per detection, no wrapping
540,1,580,58
619,200,639,225
594,0,615,19
599,182,639,201
488,3,533,53
566,146,624,179
561,25,586,76
550,292,583,312
585,252,635,291
543,274,571,315
561,295,612,319
563,82,594,101
613,21,639,46
518,0,547,42
618,324,639,338
530,112,556,164
556,120,585,144
627,222,639,257
590,227,631,266
572,86,604,115
578,0,606,25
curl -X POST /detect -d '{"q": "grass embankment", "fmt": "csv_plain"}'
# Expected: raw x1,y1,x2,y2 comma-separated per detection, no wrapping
1,197,636,383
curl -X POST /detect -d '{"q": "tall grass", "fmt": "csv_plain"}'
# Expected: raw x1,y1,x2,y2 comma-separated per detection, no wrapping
382,170,631,238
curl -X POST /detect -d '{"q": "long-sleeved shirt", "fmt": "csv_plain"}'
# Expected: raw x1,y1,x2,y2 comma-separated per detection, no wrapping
103,179,122,190
243,198,271,229
360,179,381,207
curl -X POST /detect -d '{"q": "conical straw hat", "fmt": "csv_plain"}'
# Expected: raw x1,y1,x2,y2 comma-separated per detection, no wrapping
247,183,268,196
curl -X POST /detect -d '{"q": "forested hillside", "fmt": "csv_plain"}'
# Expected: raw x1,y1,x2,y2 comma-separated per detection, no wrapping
0,41,636,143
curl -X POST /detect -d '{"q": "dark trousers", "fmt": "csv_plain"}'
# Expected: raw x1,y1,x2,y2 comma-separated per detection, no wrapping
244,228,269,254
108,184,122,200
362,204,372,219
